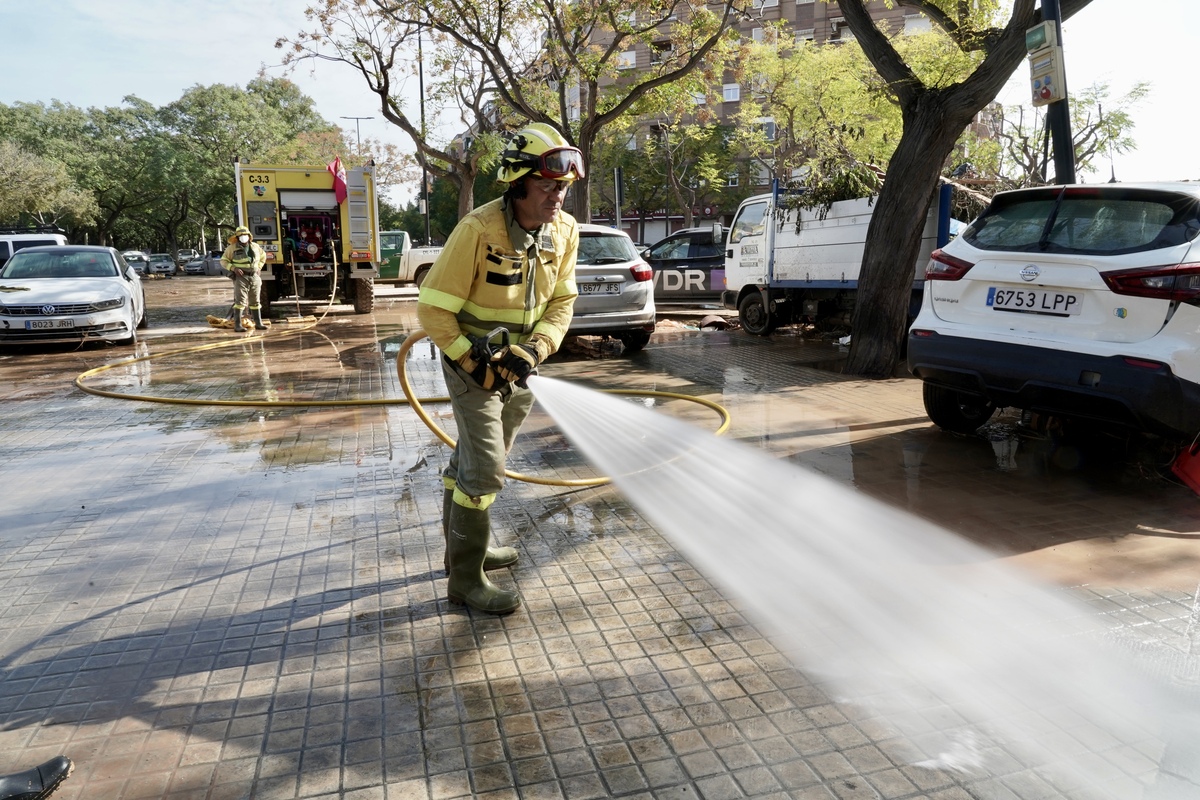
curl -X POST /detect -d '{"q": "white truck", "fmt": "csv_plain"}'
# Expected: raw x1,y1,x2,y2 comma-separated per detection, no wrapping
721,184,956,334
377,230,443,286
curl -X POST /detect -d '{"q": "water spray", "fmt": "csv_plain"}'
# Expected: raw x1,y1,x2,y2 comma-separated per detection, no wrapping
529,375,1199,799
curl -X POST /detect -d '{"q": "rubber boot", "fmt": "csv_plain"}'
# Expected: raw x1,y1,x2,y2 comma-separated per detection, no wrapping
251,307,266,330
0,755,73,800
233,306,245,332
446,503,520,614
442,488,517,573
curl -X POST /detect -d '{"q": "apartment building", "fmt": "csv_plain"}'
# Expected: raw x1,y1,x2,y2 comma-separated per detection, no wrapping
594,1,917,242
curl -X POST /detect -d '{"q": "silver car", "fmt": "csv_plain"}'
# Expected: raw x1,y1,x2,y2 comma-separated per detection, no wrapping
122,251,150,276
148,253,176,277
568,224,656,352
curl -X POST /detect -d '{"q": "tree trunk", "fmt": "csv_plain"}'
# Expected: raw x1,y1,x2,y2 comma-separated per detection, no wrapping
844,93,972,378
570,173,592,223
454,172,474,221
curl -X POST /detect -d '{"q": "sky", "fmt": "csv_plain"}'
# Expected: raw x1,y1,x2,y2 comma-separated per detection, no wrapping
0,0,1197,203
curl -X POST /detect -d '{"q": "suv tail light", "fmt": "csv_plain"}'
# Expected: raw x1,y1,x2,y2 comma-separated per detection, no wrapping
1103,263,1200,302
629,262,652,282
925,249,974,281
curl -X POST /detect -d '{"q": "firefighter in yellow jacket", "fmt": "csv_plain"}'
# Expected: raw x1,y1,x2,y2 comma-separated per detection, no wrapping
417,123,582,615
221,225,267,331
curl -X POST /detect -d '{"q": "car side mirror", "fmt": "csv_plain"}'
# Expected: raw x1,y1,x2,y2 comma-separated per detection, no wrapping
710,223,723,245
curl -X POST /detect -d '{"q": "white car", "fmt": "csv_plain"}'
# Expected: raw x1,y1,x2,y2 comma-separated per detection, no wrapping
907,182,1200,440
568,224,656,352
0,245,147,346
148,253,176,277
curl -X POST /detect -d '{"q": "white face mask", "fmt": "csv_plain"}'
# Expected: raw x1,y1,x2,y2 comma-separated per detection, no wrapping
238,235,250,244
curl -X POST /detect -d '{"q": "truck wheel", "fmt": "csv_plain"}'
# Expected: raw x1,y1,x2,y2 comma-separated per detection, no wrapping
414,267,431,288
352,277,375,314
738,292,777,336
260,281,276,319
922,383,996,434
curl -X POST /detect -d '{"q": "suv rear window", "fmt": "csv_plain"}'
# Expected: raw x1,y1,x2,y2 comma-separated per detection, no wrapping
964,188,1200,256
578,233,637,264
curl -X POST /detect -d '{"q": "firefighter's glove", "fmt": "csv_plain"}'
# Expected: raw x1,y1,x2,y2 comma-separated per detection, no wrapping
456,351,499,391
493,335,551,386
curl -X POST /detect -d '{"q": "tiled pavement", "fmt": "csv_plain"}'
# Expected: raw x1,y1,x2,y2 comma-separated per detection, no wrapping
2,281,1200,799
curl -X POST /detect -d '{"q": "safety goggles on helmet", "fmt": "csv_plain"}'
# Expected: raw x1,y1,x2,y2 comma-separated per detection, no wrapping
505,146,586,180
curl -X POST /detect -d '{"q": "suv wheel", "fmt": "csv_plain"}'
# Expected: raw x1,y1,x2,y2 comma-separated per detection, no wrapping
923,383,996,434
618,330,651,353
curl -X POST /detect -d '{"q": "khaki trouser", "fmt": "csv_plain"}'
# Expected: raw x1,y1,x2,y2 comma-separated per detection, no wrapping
441,356,535,509
232,268,262,309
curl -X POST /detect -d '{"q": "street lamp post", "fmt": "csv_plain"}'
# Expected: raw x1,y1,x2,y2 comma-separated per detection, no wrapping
418,32,431,245
340,116,374,153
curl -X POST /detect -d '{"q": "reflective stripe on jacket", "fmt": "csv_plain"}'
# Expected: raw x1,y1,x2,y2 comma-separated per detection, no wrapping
417,198,578,361
220,242,266,271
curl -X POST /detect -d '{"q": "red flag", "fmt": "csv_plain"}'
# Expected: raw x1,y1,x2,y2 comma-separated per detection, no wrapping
327,157,347,205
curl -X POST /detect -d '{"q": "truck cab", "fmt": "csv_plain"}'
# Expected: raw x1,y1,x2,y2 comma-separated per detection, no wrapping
377,230,443,286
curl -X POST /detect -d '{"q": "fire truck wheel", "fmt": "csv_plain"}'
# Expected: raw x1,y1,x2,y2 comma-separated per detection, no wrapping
352,276,375,314
259,282,276,319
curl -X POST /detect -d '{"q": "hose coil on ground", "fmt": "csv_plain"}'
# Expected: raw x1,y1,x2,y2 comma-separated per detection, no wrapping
73,324,732,488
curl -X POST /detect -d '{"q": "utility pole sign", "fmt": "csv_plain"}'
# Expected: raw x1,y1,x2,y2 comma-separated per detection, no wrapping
1026,22,1065,107
1026,2,1075,184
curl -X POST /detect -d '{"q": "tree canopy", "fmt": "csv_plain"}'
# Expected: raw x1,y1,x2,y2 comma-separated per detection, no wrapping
0,78,362,253
281,0,750,222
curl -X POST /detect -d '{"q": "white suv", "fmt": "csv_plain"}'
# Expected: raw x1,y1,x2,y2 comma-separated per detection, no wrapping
0,229,67,268
907,183,1200,440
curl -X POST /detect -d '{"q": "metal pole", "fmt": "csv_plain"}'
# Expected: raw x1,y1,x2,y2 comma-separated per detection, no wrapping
418,32,431,245
1040,0,1075,184
340,116,374,152
614,167,623,232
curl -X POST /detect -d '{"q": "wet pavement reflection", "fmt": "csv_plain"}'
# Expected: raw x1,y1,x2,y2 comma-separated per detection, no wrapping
1,277,1199,798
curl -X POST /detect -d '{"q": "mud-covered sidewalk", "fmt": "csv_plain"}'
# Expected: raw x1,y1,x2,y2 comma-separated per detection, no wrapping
2,278,1199,799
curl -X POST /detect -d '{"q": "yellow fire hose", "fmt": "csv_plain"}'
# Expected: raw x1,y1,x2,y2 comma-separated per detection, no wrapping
74,325,732,488
394,330,730,487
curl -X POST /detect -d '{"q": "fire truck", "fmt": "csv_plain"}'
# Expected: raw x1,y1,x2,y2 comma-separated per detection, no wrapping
233,158,381,315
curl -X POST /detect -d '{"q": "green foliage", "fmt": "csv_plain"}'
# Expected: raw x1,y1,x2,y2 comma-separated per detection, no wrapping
785,162,882,221
959,81,1149,191
0,141,97,226
0,78,339,250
